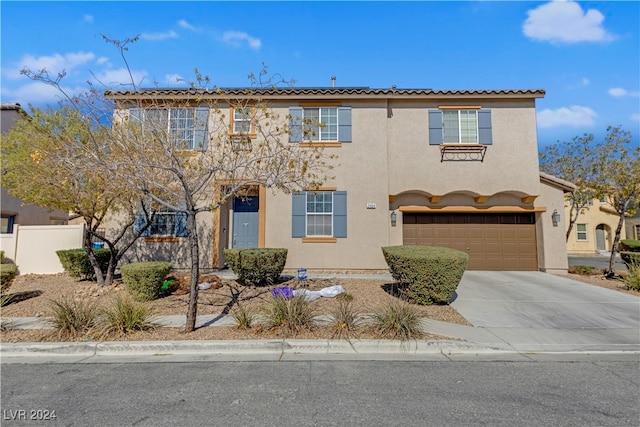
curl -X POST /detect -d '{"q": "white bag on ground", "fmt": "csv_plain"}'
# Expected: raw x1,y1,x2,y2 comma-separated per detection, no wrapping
293,285,345,301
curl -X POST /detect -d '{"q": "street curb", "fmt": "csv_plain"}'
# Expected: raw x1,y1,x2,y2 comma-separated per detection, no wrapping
0,339,506,358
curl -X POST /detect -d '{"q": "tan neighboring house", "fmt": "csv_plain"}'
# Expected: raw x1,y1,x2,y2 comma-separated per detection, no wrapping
625,210,640,241
565,197,627,253
1,103,69,235
105,87,574,274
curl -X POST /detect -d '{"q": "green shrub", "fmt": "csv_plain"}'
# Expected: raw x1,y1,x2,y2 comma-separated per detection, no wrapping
56,248,116,280
619,239,640,252
223,248,287,286
0,264,18,295
121,261,172,301
369,300,423,341
48,296,98,339
620,252,640,268
381,245,469,305
98,295,157,336
0,250,4,263
263,294,315,334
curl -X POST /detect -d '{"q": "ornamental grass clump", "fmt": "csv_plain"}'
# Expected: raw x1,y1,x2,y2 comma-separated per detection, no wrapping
231,304,257,330
0,263,18,295
328,296,362,339
263,294,315,335
369,300,423,341
99,295,157,337
121,261,172,301
382,245,469,305
48,296,98,340
623,263,640,291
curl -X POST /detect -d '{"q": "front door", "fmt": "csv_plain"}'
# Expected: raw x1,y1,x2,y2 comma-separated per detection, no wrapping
595,225,606,251
232,196,259,248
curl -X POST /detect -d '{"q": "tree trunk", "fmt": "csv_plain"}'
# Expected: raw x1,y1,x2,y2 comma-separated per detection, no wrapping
606,211,626,278
104,242,118,287
84,229,105,286
566,204,578,242
185,211,200,332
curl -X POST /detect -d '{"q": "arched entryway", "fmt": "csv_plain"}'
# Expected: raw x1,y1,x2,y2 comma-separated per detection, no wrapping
595,224,609,252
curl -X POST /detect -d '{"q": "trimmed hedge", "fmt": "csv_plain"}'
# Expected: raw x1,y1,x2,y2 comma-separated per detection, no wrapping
0,263,18,294
619,239,640,252
621,252,640,267
382,245,469,305
56,248,116,280
121,261,173,301
223,248,287,286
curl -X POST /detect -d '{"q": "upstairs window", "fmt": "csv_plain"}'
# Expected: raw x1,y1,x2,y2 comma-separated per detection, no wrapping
429,108,492,146
443,110,478,143
232,107,253,134
289,106,351,143
129,107,209,150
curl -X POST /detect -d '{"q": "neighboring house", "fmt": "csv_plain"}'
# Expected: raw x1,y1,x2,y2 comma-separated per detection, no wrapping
105,87,573,273
565,197,627,253
624,210,640,241
1,103,69,235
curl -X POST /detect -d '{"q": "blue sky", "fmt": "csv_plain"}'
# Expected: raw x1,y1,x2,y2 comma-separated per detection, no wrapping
1,0,639,148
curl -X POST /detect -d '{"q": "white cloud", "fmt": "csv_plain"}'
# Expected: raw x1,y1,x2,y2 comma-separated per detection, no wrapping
164,74,187,86
608,87,640,98
1,80,87,106
94,68,149,88
178,20,197,31
523,0,614,44
140,30,178,41
537,105,597,128
3,52,97,80
222,31,262,50
631,113,640,123
581,78,590,87
83,14,94,23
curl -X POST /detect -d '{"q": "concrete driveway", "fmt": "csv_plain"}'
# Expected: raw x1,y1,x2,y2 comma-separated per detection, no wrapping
448,271,640,352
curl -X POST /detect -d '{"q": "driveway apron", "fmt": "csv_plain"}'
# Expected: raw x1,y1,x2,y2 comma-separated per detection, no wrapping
450,271,640,352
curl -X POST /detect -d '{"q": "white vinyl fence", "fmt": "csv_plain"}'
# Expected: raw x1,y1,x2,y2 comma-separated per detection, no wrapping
0,224,84,274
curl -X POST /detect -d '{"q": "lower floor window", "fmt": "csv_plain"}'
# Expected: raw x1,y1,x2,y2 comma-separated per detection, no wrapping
576,224,587,241
135,210,188,237
1,215,16,234
292,191,347,238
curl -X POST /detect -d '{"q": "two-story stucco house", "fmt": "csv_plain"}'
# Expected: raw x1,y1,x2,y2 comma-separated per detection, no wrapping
105,87,574,274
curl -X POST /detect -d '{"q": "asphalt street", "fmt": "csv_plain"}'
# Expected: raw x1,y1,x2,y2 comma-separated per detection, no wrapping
2,360,639,427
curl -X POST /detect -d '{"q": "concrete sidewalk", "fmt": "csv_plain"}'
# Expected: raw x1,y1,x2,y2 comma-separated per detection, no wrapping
2,271,639,361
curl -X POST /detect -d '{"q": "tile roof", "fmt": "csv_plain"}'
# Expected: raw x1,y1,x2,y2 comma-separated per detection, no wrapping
105,87,546,100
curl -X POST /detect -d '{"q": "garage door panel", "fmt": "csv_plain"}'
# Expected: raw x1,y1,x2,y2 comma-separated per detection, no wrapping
403,213,537,271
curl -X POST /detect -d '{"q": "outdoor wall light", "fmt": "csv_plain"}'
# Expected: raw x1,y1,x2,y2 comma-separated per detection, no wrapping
390,211,397,227
551,209,561,227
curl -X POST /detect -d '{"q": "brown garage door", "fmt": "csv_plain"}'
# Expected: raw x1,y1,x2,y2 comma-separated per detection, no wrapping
403,213,537,271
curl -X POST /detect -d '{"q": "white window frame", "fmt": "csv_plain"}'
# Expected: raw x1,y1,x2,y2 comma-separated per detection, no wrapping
233,107,252,134
148,211,178,237
576,223,588,241
442,110,478,144
130,107,207,150
306,192,333,236
303,107,338,142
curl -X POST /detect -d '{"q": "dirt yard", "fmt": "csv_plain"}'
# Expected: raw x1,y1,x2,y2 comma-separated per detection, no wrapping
1,270,636,343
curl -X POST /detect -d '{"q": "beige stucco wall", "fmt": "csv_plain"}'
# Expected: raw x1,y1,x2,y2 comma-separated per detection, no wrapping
264,100,392,270
388,100,540,197
535,181,570,274
565,199,625,253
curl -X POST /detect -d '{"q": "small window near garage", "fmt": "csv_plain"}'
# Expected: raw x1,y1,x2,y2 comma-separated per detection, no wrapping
576,224,588,241
1,215,16,234
635,224,640,240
